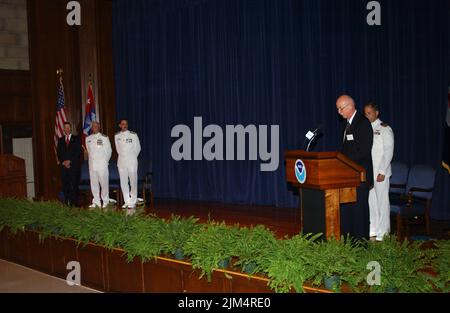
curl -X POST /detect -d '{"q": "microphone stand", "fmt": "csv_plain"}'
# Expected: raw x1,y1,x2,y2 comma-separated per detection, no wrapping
306,135,317,152
304,125,322,152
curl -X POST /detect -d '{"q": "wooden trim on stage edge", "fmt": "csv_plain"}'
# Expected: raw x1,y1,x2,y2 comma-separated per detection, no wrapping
0,227,331,293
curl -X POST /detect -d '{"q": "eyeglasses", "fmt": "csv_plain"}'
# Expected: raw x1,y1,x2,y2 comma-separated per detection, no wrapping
337,103,349,112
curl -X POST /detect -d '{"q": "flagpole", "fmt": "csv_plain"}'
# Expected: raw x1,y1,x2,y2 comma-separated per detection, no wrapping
54,68,63,166
57,68,64,88
82,73,94,160
89,73,99,124
88,73,97,123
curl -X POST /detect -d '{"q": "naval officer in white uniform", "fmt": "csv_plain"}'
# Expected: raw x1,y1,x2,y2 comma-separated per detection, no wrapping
115,119,141,209
86,121,112,209
364,102,394,241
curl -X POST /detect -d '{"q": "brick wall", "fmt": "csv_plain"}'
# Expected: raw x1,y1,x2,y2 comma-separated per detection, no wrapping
0,0,29,70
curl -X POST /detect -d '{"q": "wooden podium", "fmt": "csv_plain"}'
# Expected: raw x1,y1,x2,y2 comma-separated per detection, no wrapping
0,154,26,198
285,150,365,239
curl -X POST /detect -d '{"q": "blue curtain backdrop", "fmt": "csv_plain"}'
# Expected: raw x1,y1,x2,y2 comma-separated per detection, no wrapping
112,0,450,219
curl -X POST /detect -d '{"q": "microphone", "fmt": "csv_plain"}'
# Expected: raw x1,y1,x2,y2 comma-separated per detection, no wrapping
304,124,323,152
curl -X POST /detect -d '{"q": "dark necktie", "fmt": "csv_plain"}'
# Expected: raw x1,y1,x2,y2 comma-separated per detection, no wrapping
66,135,70,147
343,121,351,142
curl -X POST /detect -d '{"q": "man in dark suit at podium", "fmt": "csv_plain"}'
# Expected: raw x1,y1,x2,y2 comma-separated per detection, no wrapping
336,95,374,240
57,122,82,206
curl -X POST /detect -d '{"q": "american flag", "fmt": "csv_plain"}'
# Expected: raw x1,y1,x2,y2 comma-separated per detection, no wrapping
54,77,68,148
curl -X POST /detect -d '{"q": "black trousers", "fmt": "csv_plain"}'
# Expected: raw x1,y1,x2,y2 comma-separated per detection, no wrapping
340,183,370,241
61,166,80,206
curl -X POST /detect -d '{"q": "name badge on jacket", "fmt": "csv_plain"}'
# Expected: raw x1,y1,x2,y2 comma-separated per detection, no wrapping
346,134,354,141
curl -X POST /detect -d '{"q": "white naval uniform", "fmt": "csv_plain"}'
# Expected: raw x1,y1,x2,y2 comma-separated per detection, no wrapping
369,118,394,241
114,130,141,208
86,132,112,207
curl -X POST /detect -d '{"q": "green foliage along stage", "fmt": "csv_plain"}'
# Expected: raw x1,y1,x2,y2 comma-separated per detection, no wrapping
0,198,448,293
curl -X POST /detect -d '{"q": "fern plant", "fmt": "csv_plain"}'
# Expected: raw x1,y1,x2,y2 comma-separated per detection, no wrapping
121,214,166,262
84,209,130,249
257,233,322,293
231,225,278,275
31,200,76,241
363,236,435,293
159,215,200,258
185,221,240,281
432,240,450,292
310,235,363,292
0,198,35,234
61,208,99,246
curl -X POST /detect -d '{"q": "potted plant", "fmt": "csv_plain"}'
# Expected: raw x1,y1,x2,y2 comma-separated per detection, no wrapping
257,233,322,293
57,208,98,246
159,215,200,260
310,235,362,292
0,198,34,234
184,221,240,281
121,214,167,262
24,200,72,241
232,225,277,275
82,209,130,250
432,240,450,292
363,236,435,293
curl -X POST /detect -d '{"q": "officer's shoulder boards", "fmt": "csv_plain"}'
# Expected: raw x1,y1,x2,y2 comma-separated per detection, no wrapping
115,131,120,136
102,133,108,138
130,131,136,135
381,122,389,127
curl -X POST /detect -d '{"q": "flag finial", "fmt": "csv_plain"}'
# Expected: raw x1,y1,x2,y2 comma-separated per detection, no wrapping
57,68,64,84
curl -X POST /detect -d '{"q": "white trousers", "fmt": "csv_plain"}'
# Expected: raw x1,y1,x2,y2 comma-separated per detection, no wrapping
369,175,391,240
118,158,138,207
89,165,109,206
